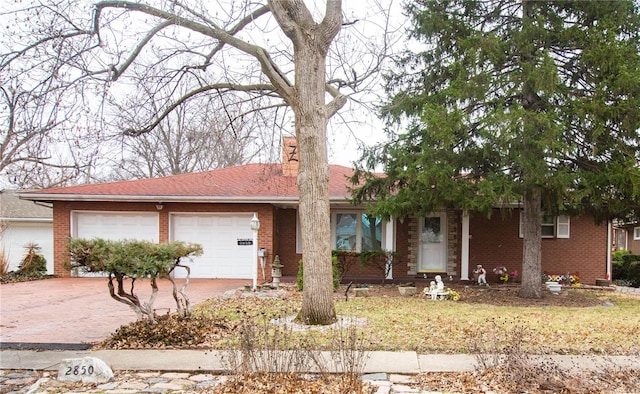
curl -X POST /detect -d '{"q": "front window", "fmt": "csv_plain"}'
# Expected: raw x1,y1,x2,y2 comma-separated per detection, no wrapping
519,212,570,239
541,216,555,237
332,212,383,251
335,213,357,250
361,214,382,250
634,227,640,240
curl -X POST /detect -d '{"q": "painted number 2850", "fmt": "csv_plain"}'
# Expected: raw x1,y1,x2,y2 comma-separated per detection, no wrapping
65,365,94,376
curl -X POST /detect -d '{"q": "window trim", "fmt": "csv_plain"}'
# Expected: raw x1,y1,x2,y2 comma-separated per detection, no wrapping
634,227,640,241
296,210,387,253
519,212,570,239
331,210,385,252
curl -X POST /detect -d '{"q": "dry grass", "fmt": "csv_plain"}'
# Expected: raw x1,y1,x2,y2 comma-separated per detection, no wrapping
189,285,640,356
0,246,9,277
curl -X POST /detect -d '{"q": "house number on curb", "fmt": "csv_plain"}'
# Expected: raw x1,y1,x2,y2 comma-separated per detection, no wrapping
65,365,94,376
58,357,114,383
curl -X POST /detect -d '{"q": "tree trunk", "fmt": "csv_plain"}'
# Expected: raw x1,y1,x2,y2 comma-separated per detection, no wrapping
518,0,544,299
267,0,342,325
519,187,543,298
295,44,337,325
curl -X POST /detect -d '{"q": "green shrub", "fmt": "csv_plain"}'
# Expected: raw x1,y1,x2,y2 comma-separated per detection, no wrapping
622,255,640,287
613,250,631,280
18,243,47,275
297,257,340,291
614,253,640,287
67,238,203,321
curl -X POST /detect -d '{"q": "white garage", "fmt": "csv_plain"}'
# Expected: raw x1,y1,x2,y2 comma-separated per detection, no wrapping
0,190,54,274
170,213,255,279
1,221,54,274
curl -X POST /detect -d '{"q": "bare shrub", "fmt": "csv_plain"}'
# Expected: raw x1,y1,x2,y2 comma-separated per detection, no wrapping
223,314,320,375
221,313,370,393
327,318,370,391
0,246,9,276
470,318,569,392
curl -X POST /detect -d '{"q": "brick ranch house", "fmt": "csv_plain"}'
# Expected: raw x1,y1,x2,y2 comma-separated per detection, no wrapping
19,138,612,285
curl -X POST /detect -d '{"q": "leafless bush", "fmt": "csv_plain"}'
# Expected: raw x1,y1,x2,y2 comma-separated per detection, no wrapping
0,246,9,276
221,314,369,392
222,314,320,375
470,318,568,392
328,318,370,391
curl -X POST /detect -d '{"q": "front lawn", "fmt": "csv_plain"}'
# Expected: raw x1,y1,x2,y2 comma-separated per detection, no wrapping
100,284,640,356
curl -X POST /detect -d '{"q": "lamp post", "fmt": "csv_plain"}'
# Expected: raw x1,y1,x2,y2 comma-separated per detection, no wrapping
250,213,260,291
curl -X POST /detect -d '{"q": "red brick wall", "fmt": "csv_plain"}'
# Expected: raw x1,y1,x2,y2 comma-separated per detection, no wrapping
276,210,413,281
468,210,608,285
54,202,609,285
52,201,276,279
276,208,301,276
393,219,411,279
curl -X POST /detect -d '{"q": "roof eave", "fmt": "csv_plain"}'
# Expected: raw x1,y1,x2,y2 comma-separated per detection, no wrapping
0,217,53,223
18,193,354,205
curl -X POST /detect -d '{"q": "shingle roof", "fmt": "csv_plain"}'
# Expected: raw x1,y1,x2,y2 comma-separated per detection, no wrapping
18,164,361,204
0,190,52,220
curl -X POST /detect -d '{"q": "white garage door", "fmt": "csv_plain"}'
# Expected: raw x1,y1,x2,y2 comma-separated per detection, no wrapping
73,211,159,242
170,213,255,279
0,222,54,274
72,211,159,277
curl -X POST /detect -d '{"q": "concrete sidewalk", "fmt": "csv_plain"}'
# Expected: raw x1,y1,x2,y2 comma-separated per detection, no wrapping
1,349,638,374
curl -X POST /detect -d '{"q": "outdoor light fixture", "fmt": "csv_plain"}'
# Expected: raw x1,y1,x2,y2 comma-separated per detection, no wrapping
250,213,260,231
155,204,163,211
250,213,260,290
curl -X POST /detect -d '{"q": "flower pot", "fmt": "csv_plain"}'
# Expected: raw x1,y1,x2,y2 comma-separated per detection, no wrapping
545,281,561,295
398,286,416,296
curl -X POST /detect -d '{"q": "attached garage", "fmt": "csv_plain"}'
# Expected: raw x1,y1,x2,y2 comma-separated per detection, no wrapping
70,211,160,277
170,213,255,279
71,211,159,242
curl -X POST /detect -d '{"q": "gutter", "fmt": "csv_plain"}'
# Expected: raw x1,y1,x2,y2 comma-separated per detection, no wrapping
17,193,353,205
0,217,53,223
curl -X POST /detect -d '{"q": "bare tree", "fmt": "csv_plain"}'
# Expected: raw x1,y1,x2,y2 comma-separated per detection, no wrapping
0,1,110,188
1,0,396,324
110,87,263,179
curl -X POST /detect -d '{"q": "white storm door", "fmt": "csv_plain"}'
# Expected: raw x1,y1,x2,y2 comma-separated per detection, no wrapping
170,213,254,279
418,213,447,272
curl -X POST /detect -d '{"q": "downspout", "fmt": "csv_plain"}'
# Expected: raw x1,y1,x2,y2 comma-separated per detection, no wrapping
384,218,395,280
607,220,612,280
460,211,470,281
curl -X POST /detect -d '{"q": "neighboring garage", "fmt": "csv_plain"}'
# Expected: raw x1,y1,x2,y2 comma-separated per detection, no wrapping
170,213,255,279
1,221,54,273
70,210,254,279
0,190,54,274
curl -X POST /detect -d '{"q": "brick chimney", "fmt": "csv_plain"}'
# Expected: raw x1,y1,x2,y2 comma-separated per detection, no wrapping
282,136,299,176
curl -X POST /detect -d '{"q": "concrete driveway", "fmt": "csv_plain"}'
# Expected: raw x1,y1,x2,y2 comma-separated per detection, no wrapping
0,278,247,345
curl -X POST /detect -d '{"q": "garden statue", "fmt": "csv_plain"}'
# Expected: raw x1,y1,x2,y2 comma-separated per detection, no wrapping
425,281,437,300
474,264,487,286
433,275,446,300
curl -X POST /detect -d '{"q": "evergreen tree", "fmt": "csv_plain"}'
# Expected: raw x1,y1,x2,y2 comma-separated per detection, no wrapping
353,0,640,298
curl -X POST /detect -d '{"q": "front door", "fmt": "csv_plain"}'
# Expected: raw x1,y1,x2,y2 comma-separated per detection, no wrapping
418,213,447,272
